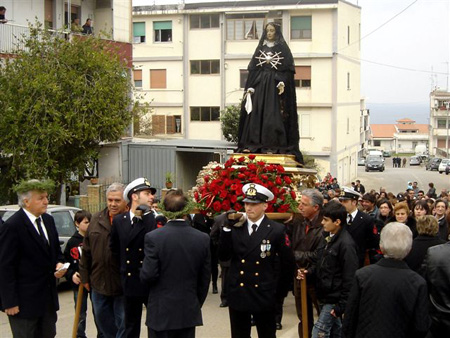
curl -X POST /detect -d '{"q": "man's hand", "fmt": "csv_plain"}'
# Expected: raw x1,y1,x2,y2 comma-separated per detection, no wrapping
5,306,19,316
330,309,337,318
54,262,67,279
72,272,81,285
296,268,308,280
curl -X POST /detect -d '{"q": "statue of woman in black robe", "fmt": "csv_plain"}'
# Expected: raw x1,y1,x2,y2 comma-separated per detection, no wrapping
237,22,303,164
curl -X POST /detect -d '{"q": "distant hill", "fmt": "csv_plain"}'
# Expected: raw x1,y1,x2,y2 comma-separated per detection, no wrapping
368,102,429,124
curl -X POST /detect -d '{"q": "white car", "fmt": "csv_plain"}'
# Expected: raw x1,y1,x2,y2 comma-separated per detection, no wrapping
438,159,450,174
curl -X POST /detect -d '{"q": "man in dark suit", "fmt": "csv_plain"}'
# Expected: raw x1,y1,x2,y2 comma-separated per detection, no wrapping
140,189,211,338
338,187,379,267
218,183,295,338
110,177,156,338
0,179,67,337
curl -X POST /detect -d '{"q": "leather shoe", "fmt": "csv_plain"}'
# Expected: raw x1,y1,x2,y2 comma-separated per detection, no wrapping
251,318,256,326
276,323,282,330
212,284,218,294
219,301,228,307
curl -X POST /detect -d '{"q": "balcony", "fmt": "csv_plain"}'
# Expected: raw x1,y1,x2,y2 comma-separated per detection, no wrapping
0,23,132,67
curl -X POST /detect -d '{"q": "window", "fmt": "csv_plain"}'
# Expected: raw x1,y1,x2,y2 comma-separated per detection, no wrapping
150,69,166,89
226,14,266,40
52,211,76,237
152,115,182,134
190,14,220,29
294,66,311,88
291,16,311,39
154,21,172,42
437,119,447,128
133,22,145,43
190,60,220,75
373,140,381,147
240,69,249,88
190,107,220,121
133,70,142,88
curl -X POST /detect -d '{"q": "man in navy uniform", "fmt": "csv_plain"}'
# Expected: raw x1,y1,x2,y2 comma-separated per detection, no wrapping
0,179,67,338
338,187,379,267
110,177,156,338
219,183,295,338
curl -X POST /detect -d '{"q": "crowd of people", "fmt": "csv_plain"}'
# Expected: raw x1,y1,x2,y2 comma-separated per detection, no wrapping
0,177,449,338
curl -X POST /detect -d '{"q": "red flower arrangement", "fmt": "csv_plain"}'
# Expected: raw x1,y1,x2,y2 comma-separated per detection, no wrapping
192,156,298,215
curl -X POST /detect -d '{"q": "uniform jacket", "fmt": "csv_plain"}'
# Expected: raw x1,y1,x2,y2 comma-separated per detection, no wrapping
110,210,156,297
343,258,430,338
64,231,84,290
309,229,358,316
140,220,211,331
424,243,450,337
218,215,295,312
0,209,64,318
289,213,324,268
79,208,122,296
345,210,379,267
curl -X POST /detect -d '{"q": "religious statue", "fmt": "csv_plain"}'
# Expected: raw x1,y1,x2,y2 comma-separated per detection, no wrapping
237,22,303,164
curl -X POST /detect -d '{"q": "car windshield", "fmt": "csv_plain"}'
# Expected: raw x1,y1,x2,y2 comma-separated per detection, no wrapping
367,157,380,163
0,211,15,221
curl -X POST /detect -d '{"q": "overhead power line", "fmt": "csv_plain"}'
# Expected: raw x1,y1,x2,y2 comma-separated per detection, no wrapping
340,53,448,75
340,0,420,52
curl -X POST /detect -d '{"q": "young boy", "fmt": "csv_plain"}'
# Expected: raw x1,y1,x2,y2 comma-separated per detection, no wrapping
297,201,359,338
64,210,92,338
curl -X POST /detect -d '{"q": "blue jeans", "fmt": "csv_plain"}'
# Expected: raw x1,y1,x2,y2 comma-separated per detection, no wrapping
73,289,88,338
91,290,125,338
312,303,342,338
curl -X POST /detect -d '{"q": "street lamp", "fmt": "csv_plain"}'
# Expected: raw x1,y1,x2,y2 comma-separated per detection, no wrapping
446,102,449,157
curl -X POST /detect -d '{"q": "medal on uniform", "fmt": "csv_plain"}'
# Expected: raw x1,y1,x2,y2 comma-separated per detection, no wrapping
260,252,266,258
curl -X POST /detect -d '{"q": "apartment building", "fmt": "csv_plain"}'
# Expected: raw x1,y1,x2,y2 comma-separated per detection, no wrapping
132,0,361,184
429,90,450,157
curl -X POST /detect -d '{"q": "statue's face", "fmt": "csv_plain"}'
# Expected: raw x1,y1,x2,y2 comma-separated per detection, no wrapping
266,25,276,41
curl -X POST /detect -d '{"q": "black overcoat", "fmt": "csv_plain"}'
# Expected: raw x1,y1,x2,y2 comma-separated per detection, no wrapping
140,220,211,331
218,215,294,312
0,209,64,318
110,211,156,297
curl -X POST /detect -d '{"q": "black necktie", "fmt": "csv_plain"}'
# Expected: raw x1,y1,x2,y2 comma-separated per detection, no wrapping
347,214,353,225
36,217,48,245
251,223,257,235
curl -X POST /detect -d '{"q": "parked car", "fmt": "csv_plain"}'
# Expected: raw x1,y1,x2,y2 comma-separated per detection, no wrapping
383,151,391,157
357,157,366,166
438,159,450,174
0,204,80,277
446,161,450,175
365,156,385,172
426,157,442,171
409,156,421,166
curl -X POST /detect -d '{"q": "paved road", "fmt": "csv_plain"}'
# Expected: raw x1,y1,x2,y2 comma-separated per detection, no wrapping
1,284,300,337
355,158,449,195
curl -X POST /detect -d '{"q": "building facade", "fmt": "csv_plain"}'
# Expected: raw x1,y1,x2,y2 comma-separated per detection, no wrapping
132,0,362,184
370,118,429,155
429,90,450,157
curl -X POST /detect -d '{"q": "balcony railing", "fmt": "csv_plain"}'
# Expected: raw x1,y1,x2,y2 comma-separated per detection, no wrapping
0,23,32,54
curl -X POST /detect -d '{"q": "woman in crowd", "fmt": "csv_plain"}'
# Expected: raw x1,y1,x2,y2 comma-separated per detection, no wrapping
376,198,394,227
413,200,431,220
393,202,418,238
404,215,445,272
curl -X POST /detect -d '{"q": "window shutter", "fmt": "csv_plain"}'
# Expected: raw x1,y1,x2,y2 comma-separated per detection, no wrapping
153,21,172,30
166,116,176,134
133,22,145,37
150,69,166,89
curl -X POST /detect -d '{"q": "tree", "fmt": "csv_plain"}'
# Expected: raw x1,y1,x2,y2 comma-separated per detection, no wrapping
0,23,133,202
220,103,241,143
